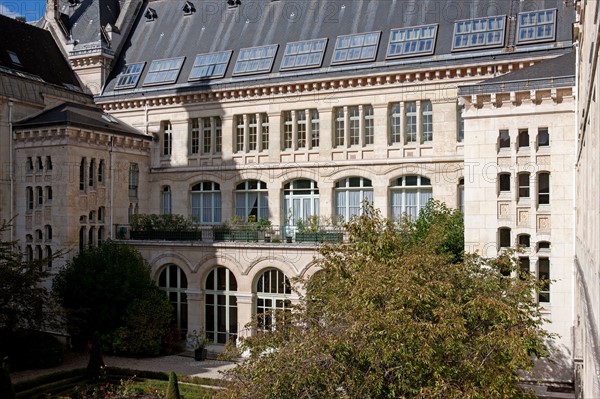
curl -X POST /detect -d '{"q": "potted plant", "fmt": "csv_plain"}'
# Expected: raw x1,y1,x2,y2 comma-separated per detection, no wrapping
187,330,209,361
257,218,273,242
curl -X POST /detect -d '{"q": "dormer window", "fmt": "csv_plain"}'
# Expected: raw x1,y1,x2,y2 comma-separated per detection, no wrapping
183,1,196,15
145,7,157,21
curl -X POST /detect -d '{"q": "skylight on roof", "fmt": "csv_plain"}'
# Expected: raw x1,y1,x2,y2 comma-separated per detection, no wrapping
332,32,380,64
387,24,438,58
114,62,145,89
516,9,557,44
280,38,328,71
7,50,22,66
143,57,185,86
189,51,232,80
452,16,506,51
233,44,278,76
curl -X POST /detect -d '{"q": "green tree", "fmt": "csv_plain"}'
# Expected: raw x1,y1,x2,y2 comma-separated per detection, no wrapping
111,287,173,356
53,241,171,353
220,205,549,399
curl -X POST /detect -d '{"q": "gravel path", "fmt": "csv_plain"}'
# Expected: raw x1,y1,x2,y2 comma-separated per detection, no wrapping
10,351,236,383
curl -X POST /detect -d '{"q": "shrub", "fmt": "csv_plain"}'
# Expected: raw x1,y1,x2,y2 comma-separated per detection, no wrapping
166,371,182,399
0,330,64,370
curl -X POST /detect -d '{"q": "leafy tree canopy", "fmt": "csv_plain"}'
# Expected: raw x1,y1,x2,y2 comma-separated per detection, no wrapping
220,202,549,399
53,241,171,350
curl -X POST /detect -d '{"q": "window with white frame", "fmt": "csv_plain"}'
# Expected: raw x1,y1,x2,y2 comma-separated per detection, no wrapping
452,16,506,50
128,163,139,198
284,180,320,228
457,102,465,142
189,51,232,80
281,110,318,150
236,180,268,221
518,173,530,200
334,107,345,147
190,119,200,154
390,101,433,144
281,38,328,70
143,57,185,86
421,100,433,142
190,182,221,224
162,186,172,215
233,44,278,75
333,105,374,147
387,24,438,58
517,9,557,44
364,105,374,145
538,172,550,205
158,264,188,334
234,113,269,152
162,121,172,157
335,177,373,222
205,266,238,344
332,32,380,64
115,62,145,89
256,269,291,331
311,110,320,148
296,111,307,148
390,175,432,220
405,101,417,143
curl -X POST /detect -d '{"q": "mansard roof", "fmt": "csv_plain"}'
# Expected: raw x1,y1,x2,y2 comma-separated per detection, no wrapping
458,50,575,95
55,0,122,55
14,102,147,138
0,14,81,89
99,0,575,99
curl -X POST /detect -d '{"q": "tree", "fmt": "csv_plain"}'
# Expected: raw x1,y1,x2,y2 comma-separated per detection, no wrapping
0,221,62,336
219,204,549,399
53,241,172,352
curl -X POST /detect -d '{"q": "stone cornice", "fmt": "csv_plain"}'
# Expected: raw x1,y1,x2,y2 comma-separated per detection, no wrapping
462,86,574,109
97,58,547,112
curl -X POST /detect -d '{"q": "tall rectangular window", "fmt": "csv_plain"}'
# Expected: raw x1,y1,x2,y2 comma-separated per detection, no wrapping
334,108,345,147
248,114,258,151
518,129,529,149
364,105,374,145
538,173,550,205
421,100,433,143
261,114,270,150
405,102,417,143
162,122,172,157
311,110,320,148
26,187,33,210
236,116,245,152
349,106,360,146
390,103,402,144
537,127,549,148
215,118,222,153
538,258,550,302
518,173,530,199
191,119,200,154
283,111,293,149
128,163,139,199
457,103,464,142
498,130,510,149
202,117,212,154
297,111,307,148
79,158,86,192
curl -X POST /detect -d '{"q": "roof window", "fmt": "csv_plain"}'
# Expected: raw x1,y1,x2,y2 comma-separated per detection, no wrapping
115,62,145,89
7,50,21,66
516,9,557,44
143,57,185,86
280,38,328,71
189,51,232,80
331,32,380,65
387,24,438,58
233,44,278,76
452,16,506,51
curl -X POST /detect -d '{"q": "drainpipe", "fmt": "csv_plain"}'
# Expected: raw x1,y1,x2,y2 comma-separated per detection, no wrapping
8,100,14,241
109,136,114,239
572,33,580,362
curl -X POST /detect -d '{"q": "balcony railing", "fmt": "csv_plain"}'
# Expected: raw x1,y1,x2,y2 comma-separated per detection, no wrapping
116,224,345,244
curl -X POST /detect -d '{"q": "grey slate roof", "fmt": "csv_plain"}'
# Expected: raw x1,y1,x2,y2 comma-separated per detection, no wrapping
14,102,148,138
0,14,81,88
458,50,576,95
99,0,575,99
56,0,121,55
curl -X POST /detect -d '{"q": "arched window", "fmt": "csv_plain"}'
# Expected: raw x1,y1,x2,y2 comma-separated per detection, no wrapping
191,182,221,224
517,234,530,248
498,173,511,193
79,227,86,252
25,245,33,263
236,180,268,220
498,129,510,149
89,159,96,188
205,267,237,344
98,207,105,223
88,226,96,247
538,172,550,205
537,128,549,148
26,187,33,210
98,226,104,245
36,187,43,207
390,175,432,220
128,163,139,198
518,172,530,200
498,227,511,249
518,129,529,148
45,246,52,269
98,160,105,184
162,186,172,215
158,264,188,334
79,158,86,192
335,177,373,221
283,179,319,226
45,186,53,202
44,225,52,241
256,269,291,331
538,258,550,302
